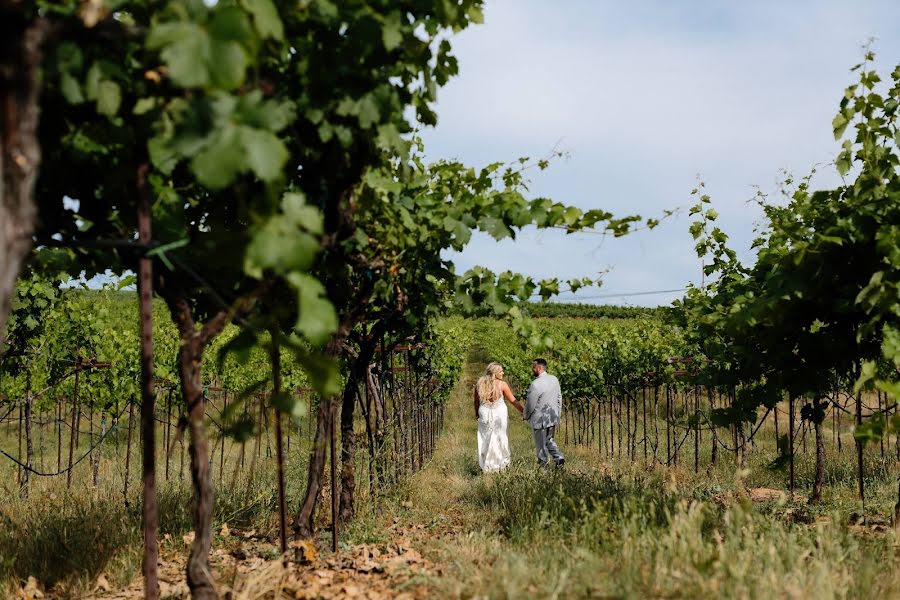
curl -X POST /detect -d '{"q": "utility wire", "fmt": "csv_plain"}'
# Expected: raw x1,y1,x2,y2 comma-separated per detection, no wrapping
531,287,691,301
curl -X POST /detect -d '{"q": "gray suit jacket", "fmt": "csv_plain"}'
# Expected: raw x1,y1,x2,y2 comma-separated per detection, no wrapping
524,372,562,430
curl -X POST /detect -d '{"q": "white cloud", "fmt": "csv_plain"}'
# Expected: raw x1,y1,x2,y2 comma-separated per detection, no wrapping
422,0,900,306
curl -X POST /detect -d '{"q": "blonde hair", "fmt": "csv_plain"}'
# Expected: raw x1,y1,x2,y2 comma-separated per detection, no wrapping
477,362,503,402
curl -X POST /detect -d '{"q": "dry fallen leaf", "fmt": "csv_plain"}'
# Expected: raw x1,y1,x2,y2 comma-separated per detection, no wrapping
312,569,333,582
220,523,230,537
96,574,111,592
182,531,195,546
354,560,382,574
289,539,318,564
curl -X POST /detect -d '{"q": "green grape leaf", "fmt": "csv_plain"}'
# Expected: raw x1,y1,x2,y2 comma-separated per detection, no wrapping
240,127,287,181
241,0,284,40
96,80,121,117
287,272,337,346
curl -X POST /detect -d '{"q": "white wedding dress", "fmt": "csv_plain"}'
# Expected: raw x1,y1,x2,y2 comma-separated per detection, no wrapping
477,385,511,473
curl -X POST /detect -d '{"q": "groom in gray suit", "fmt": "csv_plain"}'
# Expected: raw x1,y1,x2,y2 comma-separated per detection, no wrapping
524,358,565,467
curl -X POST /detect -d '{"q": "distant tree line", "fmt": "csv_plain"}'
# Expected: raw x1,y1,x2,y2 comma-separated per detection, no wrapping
517,302,665,320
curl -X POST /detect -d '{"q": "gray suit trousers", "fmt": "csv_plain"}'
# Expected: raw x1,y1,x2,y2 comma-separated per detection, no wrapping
532,426,564,466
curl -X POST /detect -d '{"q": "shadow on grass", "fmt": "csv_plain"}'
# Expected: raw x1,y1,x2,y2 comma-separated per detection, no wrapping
0,468,284,595
0,495,140,594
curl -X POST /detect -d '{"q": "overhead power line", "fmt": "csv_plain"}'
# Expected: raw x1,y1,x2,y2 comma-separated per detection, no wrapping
530,287,691,301
573,287,690,300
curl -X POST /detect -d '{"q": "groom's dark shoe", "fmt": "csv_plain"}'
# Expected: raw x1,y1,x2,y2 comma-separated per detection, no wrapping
554,458,566,468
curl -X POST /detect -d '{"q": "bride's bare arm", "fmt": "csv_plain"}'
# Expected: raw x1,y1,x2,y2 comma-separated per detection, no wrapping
501,382,524,413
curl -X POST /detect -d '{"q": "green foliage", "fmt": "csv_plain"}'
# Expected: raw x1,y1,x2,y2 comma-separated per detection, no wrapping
671,53,900,441
30,0,494,399
0,288,316,419
4,268,64,365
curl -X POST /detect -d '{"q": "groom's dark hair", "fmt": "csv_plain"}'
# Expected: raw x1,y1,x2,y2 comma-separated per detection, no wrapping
533,358,548,368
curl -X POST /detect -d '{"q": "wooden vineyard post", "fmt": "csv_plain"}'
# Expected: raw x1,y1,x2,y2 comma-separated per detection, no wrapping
404,351,412,474
360,382,376,499
894,399,900,462
672,388,679,467
666,384,672,465
220,391,227,486
837,395,843,454
609,388,614,457
694,386,700,474
789,396,795,496
609,395,614,457
632,390,638,458
389,351,400,484
270,337,288,559
57,397,63,473
39,405,44,472
598,397,611,458
254,395,263,462
67,358,81,489
642,385,647,461
831,400,836,452
239,399,248,471
21,372,32,498
88,396,94,469
597,397,604,456
165,390,171,481
137,164,159,600
264,400,272,459
380,337,389,485
802,416,807,455
730,390,738,467
653,384,660,463
617,393,623,458
330,400,339,553
124,396,135,504
856,390,864,504
774,401,780,445
625,390,631,456
709,388,717,467
415,356,423,470
17,397,23,486
406,349,413,473
878,391,885,460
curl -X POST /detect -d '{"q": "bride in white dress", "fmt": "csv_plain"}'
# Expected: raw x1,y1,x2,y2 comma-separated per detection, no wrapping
473,363,524,473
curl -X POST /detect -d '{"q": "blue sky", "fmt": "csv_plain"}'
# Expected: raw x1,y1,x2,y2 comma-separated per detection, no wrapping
424,0,900,306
